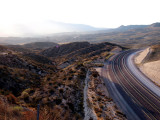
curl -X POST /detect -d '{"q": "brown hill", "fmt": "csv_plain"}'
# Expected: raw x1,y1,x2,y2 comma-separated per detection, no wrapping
0,45,9,52
6,45,31,53
150,22,160,27
22,53,53,64
0,42,126,119
41,42,91,57
66,42,124,58
41,42,124,58
0,45,57,96
23,42,58,50
93,25,160,48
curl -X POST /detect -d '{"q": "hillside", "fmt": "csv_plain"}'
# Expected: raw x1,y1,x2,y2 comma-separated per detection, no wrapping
87,23,160,48
0,45,12,52
6,45,32,53
0,49,56,95
41,42,125,69
41,42,91,57
135,44,160,86
150,22,160,27
6,42,58,53
22,42,58,50
0,42,126,119
41,42,124,58
115,25,148,31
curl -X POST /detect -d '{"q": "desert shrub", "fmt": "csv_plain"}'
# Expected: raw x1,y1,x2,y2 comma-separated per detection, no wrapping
47,77,51,81
42,98,49,104
97,112,101,117
67,103,74,112
21,91,29,103
94,63,104,67
59,88,64,93
76,62,84,69
99,103,104,109
54,99,62,105
92,71,99,78
0,89,10,95
54,85,58,89
49,89,54,95
69,69,74,73
49,82,52,86
80,67,86,72
78,72,86,79
105,53,114,60
7,94,17,104
0,98,37,120
21,91,29,99
57,83,61,86
29,89,35,95
68,76,73,80
23,88,31,93
12,105,23,110
97,96,102,101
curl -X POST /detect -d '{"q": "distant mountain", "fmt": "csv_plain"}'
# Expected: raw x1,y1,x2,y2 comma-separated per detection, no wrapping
0,22,160,48
47,21,103,32
150,22,160,27
116,25,148,31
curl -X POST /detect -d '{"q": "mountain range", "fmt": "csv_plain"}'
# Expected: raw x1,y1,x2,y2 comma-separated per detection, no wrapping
0,22,160,48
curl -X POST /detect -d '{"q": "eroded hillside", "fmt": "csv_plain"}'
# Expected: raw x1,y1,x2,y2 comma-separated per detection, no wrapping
135,44,160,86
0,42,126,120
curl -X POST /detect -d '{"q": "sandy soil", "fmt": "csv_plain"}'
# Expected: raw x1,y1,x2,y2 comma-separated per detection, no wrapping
139,60,160,86
135,48,160,86
135,48,150,64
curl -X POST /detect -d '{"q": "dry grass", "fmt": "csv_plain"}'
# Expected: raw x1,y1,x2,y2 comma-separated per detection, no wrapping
0,98,36,120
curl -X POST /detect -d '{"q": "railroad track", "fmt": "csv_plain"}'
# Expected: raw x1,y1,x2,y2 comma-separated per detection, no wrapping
101,50,160,120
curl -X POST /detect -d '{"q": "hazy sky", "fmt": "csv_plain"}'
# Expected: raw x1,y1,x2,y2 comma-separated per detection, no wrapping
0,0,159,36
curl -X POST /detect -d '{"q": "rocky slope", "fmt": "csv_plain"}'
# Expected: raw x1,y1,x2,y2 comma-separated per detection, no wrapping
84,69,126,120
0,42,126,119
41,42,91,57
22,42,58,50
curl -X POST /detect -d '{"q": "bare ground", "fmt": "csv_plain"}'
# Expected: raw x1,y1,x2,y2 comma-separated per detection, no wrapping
134,48,160,86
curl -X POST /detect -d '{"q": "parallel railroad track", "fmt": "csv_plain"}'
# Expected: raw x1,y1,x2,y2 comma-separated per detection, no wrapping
103,50,160,120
